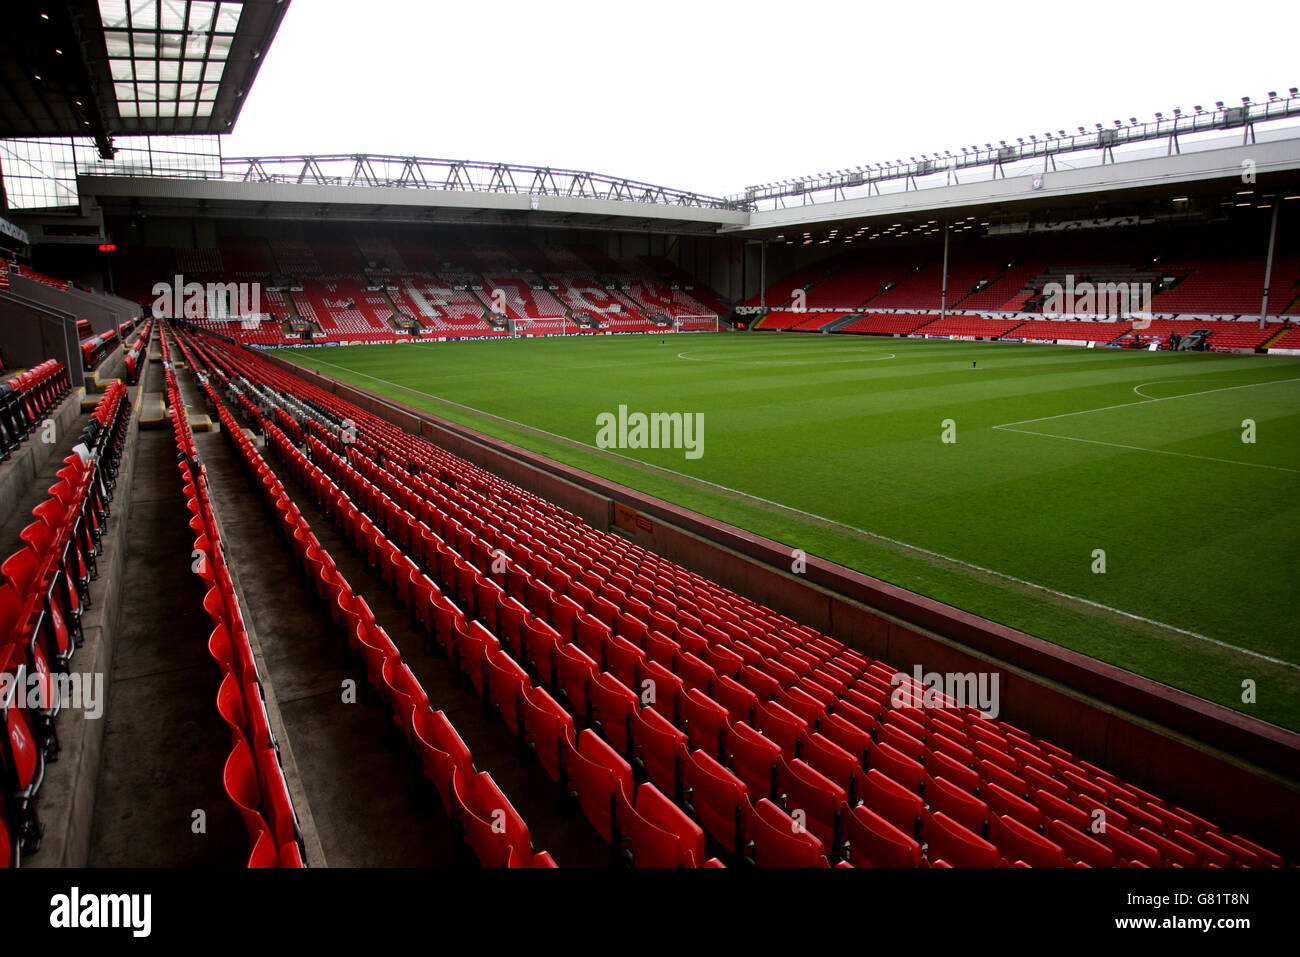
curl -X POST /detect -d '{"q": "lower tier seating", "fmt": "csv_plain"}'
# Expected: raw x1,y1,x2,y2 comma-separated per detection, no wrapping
162,323,1286,869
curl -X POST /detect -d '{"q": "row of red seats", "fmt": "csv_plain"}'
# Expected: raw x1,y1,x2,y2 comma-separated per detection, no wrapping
295,423,723,866
122,319,153,385
2,360,69,461
171,330,560,869
80,328,119,371
1008,320,1132,343
183,329,1285,867
1268,325,1300,350
226,410,559,868
1,379,129,867
837,313,936,336
293,423,864,866
290,415,1016,866
162,335,306,869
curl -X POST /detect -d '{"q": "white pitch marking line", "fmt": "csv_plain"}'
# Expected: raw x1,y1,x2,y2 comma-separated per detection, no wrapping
1132,380,1210,399
299,353,1297,672
994,376,1300,430
677,350,895,363
997,426,1300,474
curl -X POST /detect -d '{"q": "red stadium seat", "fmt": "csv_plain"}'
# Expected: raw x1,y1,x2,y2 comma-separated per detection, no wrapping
590,671,638,757
555,642,597,721
844,803,923,868
631,705,689,801
925,773,989,835
686,749,750,859
521,685,573,785
778,757,846,855
861,768,924,837
988,813,1064,867
616,782,705,868
727,720,782,802
923,810,999,867
566,729,632,842
682,688,728,761
751,798,830,868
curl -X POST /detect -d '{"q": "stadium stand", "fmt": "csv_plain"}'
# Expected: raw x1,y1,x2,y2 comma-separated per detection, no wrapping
1006,320,1132,343
133,321,1287,869
106,235,719,345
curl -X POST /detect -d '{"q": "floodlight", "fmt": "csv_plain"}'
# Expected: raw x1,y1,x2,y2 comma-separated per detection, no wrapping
1214,101,1224,109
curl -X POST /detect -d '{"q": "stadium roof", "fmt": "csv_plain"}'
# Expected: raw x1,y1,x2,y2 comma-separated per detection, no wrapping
0,0,289,158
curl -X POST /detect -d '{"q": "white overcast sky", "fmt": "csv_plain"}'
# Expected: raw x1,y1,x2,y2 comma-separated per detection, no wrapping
226,0,1299,198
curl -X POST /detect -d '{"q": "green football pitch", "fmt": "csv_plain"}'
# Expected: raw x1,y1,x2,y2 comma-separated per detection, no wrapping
280,333,1300,731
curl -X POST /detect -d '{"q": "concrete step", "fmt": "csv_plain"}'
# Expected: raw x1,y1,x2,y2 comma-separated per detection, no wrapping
138,392,167,429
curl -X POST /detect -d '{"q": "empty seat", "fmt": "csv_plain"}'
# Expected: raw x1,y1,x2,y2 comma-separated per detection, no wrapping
617,781,705,868
632,706,689,801
590,671,638,757
1045,818,1117,868
554,642,597,720
778,757,846,856
411,708,475,815
521,685,573,785
923,810,999,867
453,769,532,868
681,688,728,761
989,813,1064,867
751,799,830,868
727,721,782,802
981,780,1043,830
686,749,750,859
753,698,807,757
844,803,922,868
925,773,989,835
521,616,561,689
800,731,864,804
713,673,758,726
861,768,924,836
867,739,924,792
637,658,683,724
566,729,632,842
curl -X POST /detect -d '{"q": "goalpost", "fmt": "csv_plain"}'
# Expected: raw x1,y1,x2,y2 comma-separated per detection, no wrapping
675,314,720,333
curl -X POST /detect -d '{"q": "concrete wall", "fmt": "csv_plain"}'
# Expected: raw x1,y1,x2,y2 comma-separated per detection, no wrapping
261,349,1300,858
10,274,137,335
0,290,84,388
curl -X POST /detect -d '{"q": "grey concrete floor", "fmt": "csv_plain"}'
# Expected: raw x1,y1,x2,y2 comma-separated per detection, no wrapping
86,356,246,867
191,425,460,867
